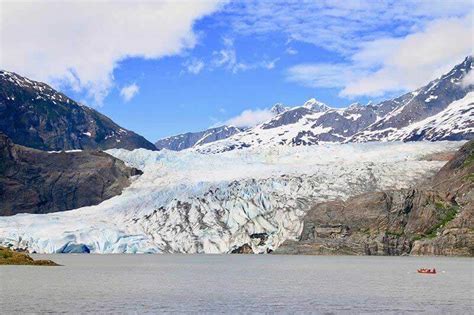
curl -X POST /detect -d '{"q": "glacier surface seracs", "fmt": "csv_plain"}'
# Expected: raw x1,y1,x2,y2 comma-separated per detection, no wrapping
0,141,464,253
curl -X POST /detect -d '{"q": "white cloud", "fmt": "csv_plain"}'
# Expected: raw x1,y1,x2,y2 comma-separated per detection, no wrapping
262,58,279,70
462,70,474,87
287,63,367,89
342,15,474,96
225,0,473,54
285,47,298,55
211,37,278,73
223,108,274,127
120,84,140,102
211,37,244,73
184,58,205,74
0,0,223,104
287,14,474,97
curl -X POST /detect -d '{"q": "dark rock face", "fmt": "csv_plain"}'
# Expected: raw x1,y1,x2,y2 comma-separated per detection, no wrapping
0,132,142,216
155,125,242,151
0,71,156,151
276,140,474,256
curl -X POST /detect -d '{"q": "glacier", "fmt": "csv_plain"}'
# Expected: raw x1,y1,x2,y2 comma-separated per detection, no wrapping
0,141,465,254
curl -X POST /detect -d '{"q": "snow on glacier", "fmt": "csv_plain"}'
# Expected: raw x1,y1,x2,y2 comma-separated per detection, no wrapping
0,141,465,254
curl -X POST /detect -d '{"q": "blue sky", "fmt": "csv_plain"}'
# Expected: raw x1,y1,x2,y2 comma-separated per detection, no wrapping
1,1,473,141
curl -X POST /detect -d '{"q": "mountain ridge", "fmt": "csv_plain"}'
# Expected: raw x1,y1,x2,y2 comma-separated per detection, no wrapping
195,56,473,153
0,70,156,151
155,56,473,152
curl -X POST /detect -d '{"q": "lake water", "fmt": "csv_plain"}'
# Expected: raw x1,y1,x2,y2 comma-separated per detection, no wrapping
1,255,473,314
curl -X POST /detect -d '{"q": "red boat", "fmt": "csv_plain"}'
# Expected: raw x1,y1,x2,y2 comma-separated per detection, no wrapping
417,268,436,274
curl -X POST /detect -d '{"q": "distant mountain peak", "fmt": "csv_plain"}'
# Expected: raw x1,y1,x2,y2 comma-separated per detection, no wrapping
347,102,364,110
270,103,287,115
155,125,243,151
302,98,331,112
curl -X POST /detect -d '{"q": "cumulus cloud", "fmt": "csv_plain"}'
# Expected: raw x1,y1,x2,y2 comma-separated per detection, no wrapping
287,14,473,97
0,0,223,104
342,15,474,96
120,84,140,102
223,108,274,127
184,58,205,74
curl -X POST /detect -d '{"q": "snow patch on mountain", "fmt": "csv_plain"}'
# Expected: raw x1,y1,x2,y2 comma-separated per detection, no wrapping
392,92,474,141
351,92,474,142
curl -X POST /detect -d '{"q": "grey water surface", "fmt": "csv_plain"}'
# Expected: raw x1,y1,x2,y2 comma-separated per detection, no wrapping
1,255,473,314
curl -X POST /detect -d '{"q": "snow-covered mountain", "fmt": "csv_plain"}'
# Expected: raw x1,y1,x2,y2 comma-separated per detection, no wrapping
198,57,472,153
195,99,399,153
353,92,474,142
154,103,290,151
0,141,462,253
350,56,473,142
155,125,243,151
158,56,472,154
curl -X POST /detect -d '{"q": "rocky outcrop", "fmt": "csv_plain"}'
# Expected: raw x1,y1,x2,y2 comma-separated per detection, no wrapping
230,244,254,254
0,132,142,216
0,246,58,265
0,70,156,151
276,140,474,256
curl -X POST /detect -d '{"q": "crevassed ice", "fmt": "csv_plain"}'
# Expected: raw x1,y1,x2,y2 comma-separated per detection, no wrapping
0,141,464,254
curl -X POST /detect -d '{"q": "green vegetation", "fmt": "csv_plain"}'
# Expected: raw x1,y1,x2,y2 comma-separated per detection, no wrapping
385,230,404,237
0,247,59,266
463,154,474,168
463,173,474,183
424,205,459,239
462,143,474,168
435,200,449,210
410,205,460,241
360,227,371,235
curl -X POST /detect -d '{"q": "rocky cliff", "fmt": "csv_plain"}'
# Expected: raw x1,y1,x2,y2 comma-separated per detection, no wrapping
0,132,142,216
276,140,473,256
0,70,156,151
